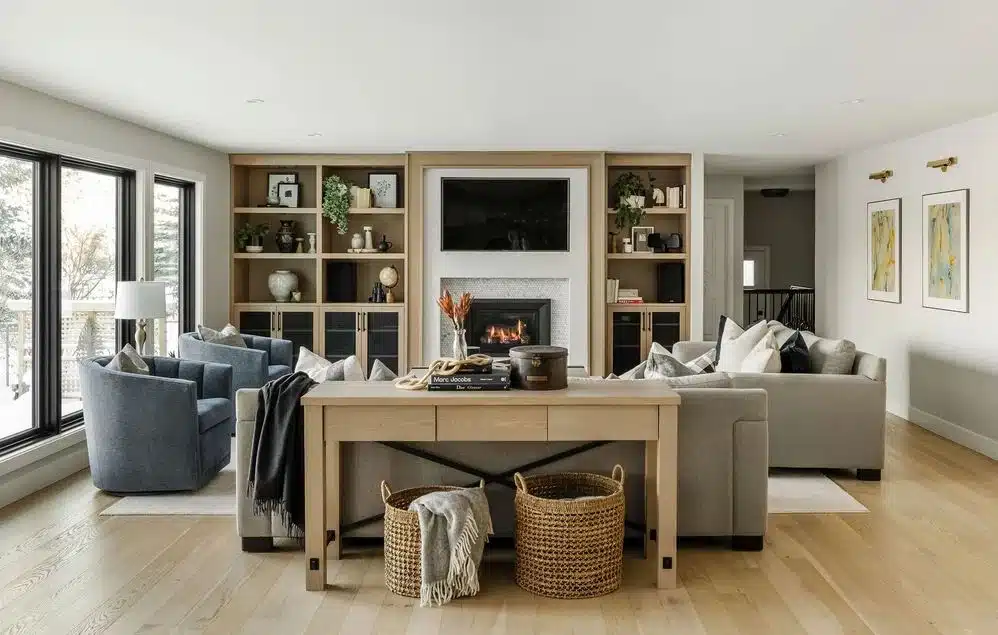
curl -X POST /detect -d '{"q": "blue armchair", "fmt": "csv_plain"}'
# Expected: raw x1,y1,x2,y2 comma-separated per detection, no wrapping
79,356,234,493
179,332,292,394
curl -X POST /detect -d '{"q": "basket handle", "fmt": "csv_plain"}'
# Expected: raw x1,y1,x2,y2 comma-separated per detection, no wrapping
611,464,625,485
380,480,392,503
513,473,527,492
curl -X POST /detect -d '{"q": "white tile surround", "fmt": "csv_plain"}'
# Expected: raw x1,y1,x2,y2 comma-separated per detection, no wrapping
439,278,569,357
422,168,589,365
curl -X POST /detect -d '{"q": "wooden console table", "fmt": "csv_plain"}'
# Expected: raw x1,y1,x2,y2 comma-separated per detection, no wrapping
301,381,681,592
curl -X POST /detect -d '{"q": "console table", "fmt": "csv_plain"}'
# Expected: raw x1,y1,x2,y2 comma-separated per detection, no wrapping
301,381,681,592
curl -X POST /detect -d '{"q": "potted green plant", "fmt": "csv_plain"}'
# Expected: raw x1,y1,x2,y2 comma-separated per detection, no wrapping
236,222,269,253
322,175,352,235
612,171,647,233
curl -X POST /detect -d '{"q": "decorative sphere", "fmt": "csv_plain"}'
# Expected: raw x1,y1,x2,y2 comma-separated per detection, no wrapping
378,265,399,289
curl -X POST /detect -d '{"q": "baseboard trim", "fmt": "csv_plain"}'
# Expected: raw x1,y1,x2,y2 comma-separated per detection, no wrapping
0,430,89,509
910,406,998,461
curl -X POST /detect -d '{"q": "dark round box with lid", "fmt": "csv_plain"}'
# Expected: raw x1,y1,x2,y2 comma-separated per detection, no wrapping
509,345,568,390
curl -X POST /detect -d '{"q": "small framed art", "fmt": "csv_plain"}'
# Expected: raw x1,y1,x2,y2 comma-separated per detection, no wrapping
867,198,901,303
267,172,297,202
922,189,969,312
631,226,654,253
277,182,300,208
369,173,398,208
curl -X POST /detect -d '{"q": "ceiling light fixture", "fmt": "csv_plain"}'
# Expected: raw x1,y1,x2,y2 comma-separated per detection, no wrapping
770,132,787,138
841,98,865,105
245,98,264,104
307,132,323,137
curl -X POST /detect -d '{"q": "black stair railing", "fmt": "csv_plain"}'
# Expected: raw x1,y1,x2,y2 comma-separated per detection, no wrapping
743,286,815,331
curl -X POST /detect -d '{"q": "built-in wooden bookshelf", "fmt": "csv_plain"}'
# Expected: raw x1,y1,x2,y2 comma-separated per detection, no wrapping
229,155,408,376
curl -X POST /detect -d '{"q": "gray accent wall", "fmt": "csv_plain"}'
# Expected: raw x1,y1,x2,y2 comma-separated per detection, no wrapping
744,190,815,288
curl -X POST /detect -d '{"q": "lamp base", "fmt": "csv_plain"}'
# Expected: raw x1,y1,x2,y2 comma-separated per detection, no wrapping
135,319,147,355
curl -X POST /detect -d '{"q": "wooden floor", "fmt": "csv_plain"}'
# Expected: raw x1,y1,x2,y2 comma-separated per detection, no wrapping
1,415,997,634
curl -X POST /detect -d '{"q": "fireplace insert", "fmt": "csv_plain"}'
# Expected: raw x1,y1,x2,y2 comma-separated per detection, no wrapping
466,299,552,357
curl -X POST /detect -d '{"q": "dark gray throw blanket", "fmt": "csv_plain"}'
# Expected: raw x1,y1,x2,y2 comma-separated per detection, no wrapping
247,371,316,538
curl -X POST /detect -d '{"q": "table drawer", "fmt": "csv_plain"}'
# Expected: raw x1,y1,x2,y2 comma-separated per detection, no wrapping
548,406,658,440
324,406,435,441
437,406,547,441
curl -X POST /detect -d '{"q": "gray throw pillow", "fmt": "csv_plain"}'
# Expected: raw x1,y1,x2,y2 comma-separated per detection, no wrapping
368,359,398,381
801,333,857,374
119,343,149,374
645,347,697,379
619,360,646,380
198,323,246,348
106,348,149,375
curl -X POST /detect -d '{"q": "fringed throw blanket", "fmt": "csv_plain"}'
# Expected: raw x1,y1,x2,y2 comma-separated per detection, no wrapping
408,487,493,607
247,371,316,538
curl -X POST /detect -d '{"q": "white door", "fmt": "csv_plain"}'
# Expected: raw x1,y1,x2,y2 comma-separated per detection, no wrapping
703,199,733,341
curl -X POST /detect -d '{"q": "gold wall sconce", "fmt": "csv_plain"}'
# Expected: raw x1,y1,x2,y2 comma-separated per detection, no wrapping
869,169,893,183
927,157,958,172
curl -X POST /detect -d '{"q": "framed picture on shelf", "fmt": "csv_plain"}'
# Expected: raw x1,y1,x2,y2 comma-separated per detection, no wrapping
267,172,297,203
277,182,300,208
867,198,901,303
922,188,969,313
631,226,654,253
369,173,398,208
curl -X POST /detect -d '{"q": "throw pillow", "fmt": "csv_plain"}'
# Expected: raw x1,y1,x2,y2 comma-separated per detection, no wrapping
684,348,717,374
801,333,857,374
645,342,697,379
715,317,770,372
618,360,646,380
295,347,333,382
605,373,620,380
106,347,150,375
779,331,810,373
198,323,246,348
120,343,149,374
766,320,798,348
368,359,398,381
738,331,781,373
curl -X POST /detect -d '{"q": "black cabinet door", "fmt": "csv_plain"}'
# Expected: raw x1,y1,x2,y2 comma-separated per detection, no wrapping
324,311,358,364
366,311,400,375
648,311,681,352
611,311,643,376
238,311,272,339
279,311,314,366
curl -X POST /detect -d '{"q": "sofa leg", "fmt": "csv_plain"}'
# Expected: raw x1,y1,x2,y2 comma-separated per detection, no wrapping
731,535,764,551
857,468,882,481
241,536,274,552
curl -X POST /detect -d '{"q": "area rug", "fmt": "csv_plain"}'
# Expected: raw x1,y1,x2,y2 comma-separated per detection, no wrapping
100,460,236,516
767,472,868,514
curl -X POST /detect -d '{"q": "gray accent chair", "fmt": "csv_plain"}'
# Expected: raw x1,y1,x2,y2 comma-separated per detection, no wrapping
233,383,769,552
179,332,293,394
674,341,887,480
79,356,234,493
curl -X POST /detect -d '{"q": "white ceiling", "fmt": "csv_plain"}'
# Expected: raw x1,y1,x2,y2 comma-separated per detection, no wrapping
2,0,998,170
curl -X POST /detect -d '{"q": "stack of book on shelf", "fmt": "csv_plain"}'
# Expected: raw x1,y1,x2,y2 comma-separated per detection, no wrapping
665,185,686,208
606,278,620,303
427,360,510,391
616,288,644,304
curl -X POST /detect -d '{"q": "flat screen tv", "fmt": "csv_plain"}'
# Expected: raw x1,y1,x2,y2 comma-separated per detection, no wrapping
441,178,569,251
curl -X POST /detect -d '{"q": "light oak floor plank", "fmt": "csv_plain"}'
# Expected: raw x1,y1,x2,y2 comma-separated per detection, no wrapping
1,416,997,634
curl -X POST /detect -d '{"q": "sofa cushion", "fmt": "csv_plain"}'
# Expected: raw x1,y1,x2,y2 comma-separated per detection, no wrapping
716,317,770,372
198,323,246,348
654,372,732,389
645,342,697,379
197,397,231,432
268,365,291,381
779,331,810,373
802,333,857,374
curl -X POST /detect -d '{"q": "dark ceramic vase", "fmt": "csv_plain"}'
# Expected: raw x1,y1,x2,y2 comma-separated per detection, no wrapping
276,220,296,253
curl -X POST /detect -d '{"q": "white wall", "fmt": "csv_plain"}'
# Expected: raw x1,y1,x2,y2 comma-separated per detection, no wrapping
0,79,230,327
704,175,744,322
816,110,998,459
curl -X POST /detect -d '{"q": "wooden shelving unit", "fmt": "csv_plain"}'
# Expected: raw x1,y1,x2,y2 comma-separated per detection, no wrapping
230,155,408,376
607,253,687,261
607,207,688,216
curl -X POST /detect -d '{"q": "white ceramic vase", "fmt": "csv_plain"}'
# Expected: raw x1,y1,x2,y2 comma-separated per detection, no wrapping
350,233,364,250
268,269,299,302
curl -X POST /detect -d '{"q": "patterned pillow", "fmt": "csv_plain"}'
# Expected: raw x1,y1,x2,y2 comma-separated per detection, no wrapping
106,344,150,375
197,323,246,348
684,348,716,374
618,360,646,380
645,343,697,379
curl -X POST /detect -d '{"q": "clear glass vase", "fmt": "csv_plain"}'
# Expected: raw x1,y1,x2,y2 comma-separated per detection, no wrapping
452,328,468,361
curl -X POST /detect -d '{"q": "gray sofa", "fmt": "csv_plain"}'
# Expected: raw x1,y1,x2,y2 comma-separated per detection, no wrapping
179,332,293,394
674,341,886,479
234,383,769,551
79,356,233,493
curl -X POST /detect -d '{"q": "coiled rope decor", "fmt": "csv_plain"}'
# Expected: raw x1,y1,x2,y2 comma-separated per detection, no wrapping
393,354,493,390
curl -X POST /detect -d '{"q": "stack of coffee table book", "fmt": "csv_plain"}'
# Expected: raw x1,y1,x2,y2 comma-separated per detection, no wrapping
428,362,510,391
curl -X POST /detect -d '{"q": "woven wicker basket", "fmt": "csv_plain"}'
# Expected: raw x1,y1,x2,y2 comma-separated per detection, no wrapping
381,480,484,598
513,465,625,599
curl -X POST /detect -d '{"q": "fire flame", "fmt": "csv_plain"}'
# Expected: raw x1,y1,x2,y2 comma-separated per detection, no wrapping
484,319,527,344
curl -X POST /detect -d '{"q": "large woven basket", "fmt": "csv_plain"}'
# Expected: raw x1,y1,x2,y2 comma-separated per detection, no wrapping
381,480,484,598
513,466,625,599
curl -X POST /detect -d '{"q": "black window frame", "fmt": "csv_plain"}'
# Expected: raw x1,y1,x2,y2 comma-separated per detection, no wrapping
153,175,196,341
0,142,136,454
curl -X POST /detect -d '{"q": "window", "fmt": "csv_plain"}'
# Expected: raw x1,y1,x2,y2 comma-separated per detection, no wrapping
152,177,195,356
0,142,135,454
743,260,756,288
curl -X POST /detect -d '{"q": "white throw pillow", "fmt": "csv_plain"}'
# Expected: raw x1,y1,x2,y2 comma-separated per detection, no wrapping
739,331,781,373
295,347,333,382
716,318,770,372
368,359,398,381
198,323,246,348
106,343,150,375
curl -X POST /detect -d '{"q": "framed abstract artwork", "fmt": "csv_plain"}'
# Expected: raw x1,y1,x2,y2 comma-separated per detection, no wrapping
922,189,969,313
867,198,901,303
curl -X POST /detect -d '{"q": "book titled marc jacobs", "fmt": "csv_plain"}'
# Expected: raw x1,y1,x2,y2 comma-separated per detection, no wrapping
428,371,510,390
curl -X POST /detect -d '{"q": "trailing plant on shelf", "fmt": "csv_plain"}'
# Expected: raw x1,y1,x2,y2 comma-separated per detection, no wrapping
612,171,647,232
322,175,352,235
235,222,269,251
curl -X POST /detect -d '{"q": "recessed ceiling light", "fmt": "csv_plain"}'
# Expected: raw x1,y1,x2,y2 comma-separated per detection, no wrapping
841,98,865,105
245,98,264,104
770,132,787,138
307,132,323,137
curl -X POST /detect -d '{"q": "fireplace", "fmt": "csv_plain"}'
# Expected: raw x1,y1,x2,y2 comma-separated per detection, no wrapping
467,299,552,356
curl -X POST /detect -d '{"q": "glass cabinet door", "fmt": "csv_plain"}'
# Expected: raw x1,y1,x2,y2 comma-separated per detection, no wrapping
279,311,314,367
610,310,643,376
238,310,273,339
323,311,358,364
648,311,682,352
366,310,400,375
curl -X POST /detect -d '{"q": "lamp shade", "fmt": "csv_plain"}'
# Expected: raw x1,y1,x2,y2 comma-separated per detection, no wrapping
114,281,167,319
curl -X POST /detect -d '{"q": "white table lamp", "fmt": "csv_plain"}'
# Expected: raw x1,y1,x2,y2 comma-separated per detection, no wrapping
114,280,167,355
